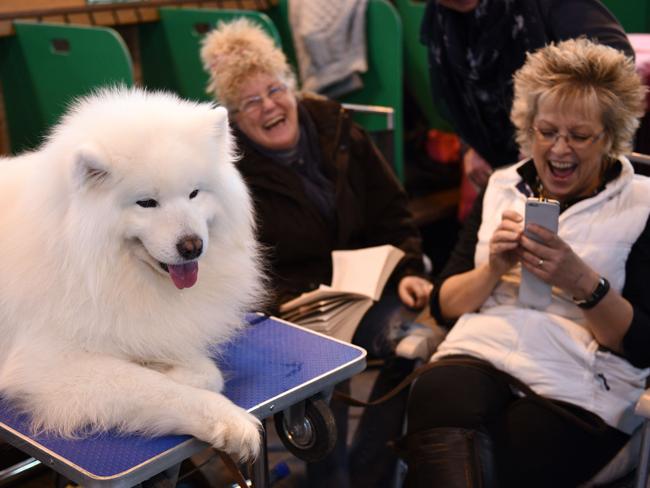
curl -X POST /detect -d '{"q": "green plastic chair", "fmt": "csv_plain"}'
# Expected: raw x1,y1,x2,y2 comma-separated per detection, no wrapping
270,0,405,181
266,1,299,74
0,22,134,154
139,8,281,103
601,0,649,34
394,0,451,131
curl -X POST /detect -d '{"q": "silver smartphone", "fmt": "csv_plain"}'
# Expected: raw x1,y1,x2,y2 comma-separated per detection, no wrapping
518,198,560,309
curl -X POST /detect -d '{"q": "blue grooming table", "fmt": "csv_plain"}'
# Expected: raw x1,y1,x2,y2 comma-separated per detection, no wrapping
0,315,366,487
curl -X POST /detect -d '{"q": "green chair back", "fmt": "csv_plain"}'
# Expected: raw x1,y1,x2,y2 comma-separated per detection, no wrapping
394,0,451,131
266,1,299,73
270,0,405,181
0,22,134,154
341,0,404,181
601,0,649,33
139,8,281,103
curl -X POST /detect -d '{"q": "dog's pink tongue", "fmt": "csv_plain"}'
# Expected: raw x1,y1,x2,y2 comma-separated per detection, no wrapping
168,262,199,289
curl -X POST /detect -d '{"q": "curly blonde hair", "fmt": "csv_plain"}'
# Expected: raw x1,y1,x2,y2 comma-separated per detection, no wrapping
511,37,646,159
200,18,297,111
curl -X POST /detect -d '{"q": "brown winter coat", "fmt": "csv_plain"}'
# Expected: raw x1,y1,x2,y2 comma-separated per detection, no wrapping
235,96,425,310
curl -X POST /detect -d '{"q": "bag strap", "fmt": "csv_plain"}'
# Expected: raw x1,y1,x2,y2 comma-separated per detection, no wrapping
216,449,250,488
333,356,610,434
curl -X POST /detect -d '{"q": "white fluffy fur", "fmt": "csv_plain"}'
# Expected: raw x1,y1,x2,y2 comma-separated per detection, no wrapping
0,87,264,459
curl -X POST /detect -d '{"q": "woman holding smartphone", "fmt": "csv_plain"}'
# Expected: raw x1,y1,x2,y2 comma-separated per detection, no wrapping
401,38,650,487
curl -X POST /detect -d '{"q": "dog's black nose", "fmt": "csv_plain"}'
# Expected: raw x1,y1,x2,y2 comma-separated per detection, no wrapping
177,235,203,260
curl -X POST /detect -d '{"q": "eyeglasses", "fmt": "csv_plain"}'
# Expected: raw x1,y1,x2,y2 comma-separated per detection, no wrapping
233,84,288,115
531,126,605,150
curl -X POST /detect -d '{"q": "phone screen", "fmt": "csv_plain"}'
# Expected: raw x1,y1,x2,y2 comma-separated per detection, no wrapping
518,198,560,309
524,199,560,239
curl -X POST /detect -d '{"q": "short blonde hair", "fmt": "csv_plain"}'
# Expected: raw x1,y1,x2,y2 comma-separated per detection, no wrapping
200,18,297,111
511,37,646,159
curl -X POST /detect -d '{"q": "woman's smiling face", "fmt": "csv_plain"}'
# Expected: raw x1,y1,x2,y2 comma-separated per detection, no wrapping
231,72,299,151
531,96,609,203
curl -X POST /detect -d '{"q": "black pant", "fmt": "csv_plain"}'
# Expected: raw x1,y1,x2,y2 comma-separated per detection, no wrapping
406,359,630,487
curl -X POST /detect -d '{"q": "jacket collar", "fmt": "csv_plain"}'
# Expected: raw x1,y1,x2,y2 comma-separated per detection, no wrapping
494,156,634,216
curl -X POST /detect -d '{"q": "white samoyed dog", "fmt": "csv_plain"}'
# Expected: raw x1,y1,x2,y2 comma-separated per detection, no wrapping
0,87,264,459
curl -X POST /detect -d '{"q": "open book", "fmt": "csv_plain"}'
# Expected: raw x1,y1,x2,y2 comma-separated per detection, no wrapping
279,245,405,343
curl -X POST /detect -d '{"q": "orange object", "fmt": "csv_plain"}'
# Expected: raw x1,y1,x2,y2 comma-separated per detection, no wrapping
426,129,461,164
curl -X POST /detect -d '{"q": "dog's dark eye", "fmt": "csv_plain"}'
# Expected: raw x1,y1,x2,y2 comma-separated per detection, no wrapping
136,199,158,208
189,189,199,199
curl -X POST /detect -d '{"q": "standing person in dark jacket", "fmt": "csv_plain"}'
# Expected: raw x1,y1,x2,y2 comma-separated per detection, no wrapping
200,18,432,488
421,0,633,215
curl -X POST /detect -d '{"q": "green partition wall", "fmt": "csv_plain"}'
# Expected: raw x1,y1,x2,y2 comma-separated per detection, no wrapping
0,22,133,153
601,0,649,33
139,8,281,103
394,0,451,131
270,0,405,181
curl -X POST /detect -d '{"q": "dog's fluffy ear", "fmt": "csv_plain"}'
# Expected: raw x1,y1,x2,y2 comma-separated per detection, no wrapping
72,144,111,190
210,106,230,137
207,106,235,163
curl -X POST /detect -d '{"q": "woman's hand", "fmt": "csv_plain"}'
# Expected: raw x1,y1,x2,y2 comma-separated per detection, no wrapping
398,276,434,309
519,223,600,299
438,210,522,318
519,223,633,352
489,210,524,278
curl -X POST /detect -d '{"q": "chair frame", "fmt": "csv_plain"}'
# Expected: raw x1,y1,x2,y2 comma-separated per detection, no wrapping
630,152,650,488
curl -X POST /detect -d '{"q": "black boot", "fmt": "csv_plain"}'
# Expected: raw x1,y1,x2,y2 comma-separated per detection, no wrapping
396,427,497,488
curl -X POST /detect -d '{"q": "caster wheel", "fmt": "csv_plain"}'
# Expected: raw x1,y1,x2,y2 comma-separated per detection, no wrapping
274,398,337,462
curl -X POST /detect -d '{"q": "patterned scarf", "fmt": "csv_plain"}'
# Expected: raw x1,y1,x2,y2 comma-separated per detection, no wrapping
422,0,535,167
234,104,337,224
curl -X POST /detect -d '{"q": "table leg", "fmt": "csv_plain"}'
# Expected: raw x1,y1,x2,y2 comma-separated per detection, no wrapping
249,418,269,488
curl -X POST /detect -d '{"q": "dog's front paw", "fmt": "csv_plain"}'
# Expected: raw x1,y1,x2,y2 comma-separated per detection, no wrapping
207,406,262,461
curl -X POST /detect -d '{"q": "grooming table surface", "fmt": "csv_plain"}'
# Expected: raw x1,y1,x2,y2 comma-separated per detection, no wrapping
0,315,366,487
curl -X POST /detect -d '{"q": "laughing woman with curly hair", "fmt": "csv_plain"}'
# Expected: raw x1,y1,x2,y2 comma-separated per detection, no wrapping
200,19,433,487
